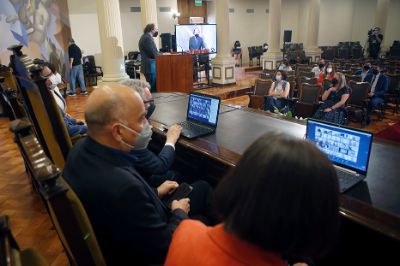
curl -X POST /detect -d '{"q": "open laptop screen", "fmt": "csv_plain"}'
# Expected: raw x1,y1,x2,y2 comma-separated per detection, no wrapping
187,93,220,126
306,119,373,175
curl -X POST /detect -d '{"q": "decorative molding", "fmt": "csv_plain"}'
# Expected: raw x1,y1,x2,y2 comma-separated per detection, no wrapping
225,67,234,79
213,67,222,79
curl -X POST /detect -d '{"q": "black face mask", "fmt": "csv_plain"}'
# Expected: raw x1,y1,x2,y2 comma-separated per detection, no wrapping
319,64,325,68
372,69,379,75
363,65,370,71
146,103,156,119
331,78,339,86
195,34,199,37
153,31,159,37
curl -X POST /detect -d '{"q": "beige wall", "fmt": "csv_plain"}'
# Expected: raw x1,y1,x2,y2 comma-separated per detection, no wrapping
67,0,400,67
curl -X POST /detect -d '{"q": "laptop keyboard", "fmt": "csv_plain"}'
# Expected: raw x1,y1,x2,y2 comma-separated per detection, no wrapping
336,168,363,192
179,121,211,135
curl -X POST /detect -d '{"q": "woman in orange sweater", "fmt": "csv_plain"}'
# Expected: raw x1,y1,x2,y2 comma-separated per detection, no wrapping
165,132,340,266
317,62,336,85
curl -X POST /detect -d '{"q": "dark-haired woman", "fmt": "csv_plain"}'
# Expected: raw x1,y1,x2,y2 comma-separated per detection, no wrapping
313,72,350,125
165,132,340,266
264,70,290,112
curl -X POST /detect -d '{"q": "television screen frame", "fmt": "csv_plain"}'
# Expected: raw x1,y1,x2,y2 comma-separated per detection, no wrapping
174,23,217,54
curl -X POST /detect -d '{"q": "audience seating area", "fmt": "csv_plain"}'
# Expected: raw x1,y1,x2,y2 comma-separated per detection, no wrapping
247,55,400,125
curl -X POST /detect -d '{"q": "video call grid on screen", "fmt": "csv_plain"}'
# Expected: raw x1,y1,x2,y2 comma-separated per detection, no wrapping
306,120,372,172
175,24,217,53
187,95,219,125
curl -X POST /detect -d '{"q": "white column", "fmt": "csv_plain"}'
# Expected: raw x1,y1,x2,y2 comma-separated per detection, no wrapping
211,0,236,85
305,0,321,62
375,0,389,51
262,0,282,70
95,0,128,82
140,0,159,49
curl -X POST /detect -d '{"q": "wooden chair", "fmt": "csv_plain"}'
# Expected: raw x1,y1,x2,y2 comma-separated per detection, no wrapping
385,74,400,113
13,126,106,266
346,75,362,83
299,71,315,78
346,81,371,125
295,83,321,118
247,79,272,109
83,55,103,86
0,215,49,266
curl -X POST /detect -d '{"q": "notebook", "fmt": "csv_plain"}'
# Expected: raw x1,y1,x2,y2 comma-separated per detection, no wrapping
177,93,221,139
306,119,373,193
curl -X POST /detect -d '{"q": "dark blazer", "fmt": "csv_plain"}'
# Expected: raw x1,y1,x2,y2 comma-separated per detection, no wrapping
139,33,158,74
371,74,389,98
363,72,374,83
63,137,187,265
131,145,175,178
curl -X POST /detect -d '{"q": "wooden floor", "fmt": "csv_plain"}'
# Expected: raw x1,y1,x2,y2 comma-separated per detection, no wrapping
0,67,399,265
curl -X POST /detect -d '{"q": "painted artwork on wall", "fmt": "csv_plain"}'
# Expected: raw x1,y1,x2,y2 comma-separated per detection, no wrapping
0,0,71,77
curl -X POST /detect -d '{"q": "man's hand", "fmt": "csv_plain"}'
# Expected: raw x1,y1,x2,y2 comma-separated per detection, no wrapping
368,92,374,97
171,198,190,214
166,124,182,145
157,180,179,198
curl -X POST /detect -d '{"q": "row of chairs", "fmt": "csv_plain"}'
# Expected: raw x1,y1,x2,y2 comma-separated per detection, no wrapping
1,45,104,265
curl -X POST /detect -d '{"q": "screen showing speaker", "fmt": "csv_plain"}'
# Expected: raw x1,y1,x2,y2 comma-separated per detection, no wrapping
175,24,217,54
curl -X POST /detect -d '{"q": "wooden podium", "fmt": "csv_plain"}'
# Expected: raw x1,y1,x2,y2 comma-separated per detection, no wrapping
156,53,193,93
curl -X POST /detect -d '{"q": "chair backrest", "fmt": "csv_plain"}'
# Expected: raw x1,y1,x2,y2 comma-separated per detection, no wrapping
10,50,72,169
254,79,272,96
16,131,106,266
346,74,362,83
387,74,400,93
301,76,317,85
299,83,321,104
299,71,314,78
0,215,49,266
259,73,273,80
15,75,68,169
348,81,370,107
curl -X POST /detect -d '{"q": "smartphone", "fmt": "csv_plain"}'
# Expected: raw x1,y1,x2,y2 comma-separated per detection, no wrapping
167,182,193,209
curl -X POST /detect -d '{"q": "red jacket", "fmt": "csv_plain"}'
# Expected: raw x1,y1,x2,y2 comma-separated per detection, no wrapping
165,220,287,266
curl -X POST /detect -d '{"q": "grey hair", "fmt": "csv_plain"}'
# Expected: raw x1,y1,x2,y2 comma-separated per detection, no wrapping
119,79,150,100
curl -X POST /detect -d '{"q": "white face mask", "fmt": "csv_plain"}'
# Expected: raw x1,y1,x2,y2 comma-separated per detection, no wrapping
47,74,58,89
276,75,282,81
326,67,333,73
119,122,153,150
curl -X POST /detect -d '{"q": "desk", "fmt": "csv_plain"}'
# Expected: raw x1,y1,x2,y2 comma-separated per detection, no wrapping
149,93,400,263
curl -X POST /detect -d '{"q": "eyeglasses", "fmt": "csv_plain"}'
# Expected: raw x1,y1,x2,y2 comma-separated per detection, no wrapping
143,99,154,104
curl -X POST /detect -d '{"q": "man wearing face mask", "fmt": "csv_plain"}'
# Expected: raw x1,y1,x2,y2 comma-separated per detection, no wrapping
139,23,160,92
63,84,214,265
366,64,388,124
355,62,373,82
63,84,189,265
189,28,206,51
41,65,87,136
120,79,182,186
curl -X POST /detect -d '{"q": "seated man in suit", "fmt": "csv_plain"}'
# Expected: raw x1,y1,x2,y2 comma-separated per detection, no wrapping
366,64,389,124
63,84,212,265
120,78,182,186
355,62,373,82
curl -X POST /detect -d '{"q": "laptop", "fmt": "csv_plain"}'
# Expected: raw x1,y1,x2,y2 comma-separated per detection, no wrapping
306,119,373,193
177,92,221,139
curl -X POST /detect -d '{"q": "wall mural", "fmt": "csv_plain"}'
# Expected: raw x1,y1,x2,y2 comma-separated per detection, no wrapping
0,0,71,77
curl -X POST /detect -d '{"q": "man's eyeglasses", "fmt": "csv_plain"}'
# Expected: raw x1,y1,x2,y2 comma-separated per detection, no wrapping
143,99,154,104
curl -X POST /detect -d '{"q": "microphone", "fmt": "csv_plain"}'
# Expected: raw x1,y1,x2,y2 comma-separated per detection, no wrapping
177,43,184,54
